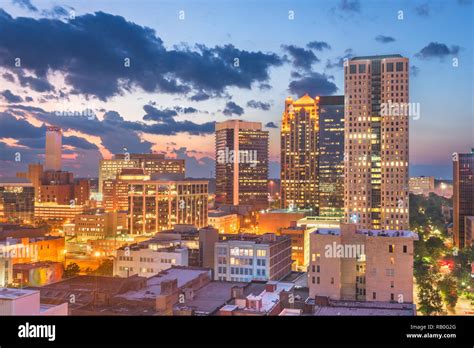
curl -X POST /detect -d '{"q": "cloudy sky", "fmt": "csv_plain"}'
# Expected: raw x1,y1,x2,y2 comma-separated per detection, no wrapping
0,0,472,179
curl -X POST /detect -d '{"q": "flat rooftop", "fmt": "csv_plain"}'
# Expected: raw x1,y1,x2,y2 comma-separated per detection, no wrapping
313,228,418,239
116,267,210,301
314,300,416,316
0,288,38,300
175,281,247,315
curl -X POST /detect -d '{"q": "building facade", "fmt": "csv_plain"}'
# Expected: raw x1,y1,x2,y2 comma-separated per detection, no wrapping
453,149,474,249
0,179,34,223
214,234,292,282
215,120,269,209
344,55,410,230
74,210,128,242
308,224,417,303
99,153,185,193
128,179,208,234
280,95,320,212
44,126,62,171
318,96,345,217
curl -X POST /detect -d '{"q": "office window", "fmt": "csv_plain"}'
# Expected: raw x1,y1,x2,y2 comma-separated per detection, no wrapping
317,277,320,284
396,62,404,72
389,244,394,253
350,65,357,74
373,292,377,300
403,245,407,253
312,276,315,284
387,63,394,72
359,64,366,73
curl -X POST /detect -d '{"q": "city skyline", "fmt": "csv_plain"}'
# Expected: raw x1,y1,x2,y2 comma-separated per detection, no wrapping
0,0,472,180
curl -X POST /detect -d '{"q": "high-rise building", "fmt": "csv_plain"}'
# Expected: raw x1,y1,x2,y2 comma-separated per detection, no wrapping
280,95,320,212
215,120,269,209
308,224,417,303
344,55,409,230
99,153,185,193
319,96,345,217
128,179,208,234
453,149,474,249
45,126,62,171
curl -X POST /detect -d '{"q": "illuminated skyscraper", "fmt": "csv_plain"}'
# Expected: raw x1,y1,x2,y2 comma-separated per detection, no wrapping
45,126,62,171
319,96,345,217
280,95,319,212
215,120,269,209
453,149,474,249
344,55,409,230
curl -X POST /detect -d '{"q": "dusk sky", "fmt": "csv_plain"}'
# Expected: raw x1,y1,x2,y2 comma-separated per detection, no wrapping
0,0,472,179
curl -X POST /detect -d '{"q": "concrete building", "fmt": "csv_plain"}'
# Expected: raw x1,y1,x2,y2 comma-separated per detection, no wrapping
128,179,208,234
344,55,410,230
453,149,474,249
0,288,67,315
409,176,435,196
99,153,185,193
308,223,417,303
74,210,127,242
34,202,85,220
215,120,269,209
0,178,35,223
114,238,189,278
214,233,292,282
208,210,240,234
45,126,62,171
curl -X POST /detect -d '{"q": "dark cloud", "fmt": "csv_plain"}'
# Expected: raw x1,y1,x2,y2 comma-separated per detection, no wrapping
223,101,244,116
11,0,38,12
0,10,284,100
41,5,73,18
173,147,214,178
265,122,278,129
247,100,271,111
288,72,338,97
415,3,430,17
190,92,211,101
173,106,199,114
307,41,331,51
410,65,420,77
2,72,15,82
416,42,460,60
17,74,55,93
282,45,319,71
143,105,178,122
375,35,395,44
63,135,99,150
326,49,355,69
1,89,23,103
339,0,361,13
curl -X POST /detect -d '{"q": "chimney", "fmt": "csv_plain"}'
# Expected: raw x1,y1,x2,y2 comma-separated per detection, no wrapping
265,282,277,293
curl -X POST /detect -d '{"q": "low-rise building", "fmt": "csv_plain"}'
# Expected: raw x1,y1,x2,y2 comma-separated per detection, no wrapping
308,223,418,303
12,261,63,286
0,288,67,315
74,210,127,242
214,233,292,282
208,210,239,234
409,176,435,196
0,236,65,264
114,238,188,278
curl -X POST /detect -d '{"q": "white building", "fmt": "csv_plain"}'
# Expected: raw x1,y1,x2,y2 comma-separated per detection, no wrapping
114,239,188,278
214,234,292,282
0,288,68,315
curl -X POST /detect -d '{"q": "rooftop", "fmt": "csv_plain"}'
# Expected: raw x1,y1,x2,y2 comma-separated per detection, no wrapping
313,299,416,316
116,267,210,301
0,288,38,300
313,228,418,239
350,54,403,61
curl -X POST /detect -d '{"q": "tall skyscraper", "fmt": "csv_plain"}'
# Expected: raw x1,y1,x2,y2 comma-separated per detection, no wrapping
280,95,319,212
319,95,345,217
215,120,269,209
453,149,474,249
344,55,409,230
45,126,62,171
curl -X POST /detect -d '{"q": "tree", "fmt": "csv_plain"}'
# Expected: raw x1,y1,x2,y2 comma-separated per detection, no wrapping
438,275,458,311
92,259,114,276
63,262,80,279
417,277,445,315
